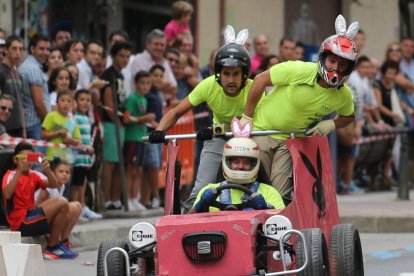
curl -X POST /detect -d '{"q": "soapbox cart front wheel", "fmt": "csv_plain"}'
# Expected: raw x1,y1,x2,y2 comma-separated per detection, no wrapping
330,224,364,276
296,228,330,276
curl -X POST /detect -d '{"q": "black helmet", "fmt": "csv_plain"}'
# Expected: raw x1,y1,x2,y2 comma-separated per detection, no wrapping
214,43,251,90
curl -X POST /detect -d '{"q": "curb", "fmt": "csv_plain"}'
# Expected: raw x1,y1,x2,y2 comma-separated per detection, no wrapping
340,215,414,233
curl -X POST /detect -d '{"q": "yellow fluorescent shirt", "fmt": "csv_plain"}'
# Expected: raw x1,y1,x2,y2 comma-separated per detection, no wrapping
253,61,354,140
188,75,254,131
193,182,286,211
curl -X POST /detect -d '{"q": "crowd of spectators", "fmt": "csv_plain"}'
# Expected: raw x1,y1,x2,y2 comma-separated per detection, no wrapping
0,1,413,258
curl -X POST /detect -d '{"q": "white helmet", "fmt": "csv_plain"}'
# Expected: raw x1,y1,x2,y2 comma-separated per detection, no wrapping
222,137,260,184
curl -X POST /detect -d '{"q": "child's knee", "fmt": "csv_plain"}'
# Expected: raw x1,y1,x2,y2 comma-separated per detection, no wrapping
71,202,82,215
53,197,69,210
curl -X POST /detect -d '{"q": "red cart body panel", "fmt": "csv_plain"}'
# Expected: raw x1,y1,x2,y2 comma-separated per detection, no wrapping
155,136,339,275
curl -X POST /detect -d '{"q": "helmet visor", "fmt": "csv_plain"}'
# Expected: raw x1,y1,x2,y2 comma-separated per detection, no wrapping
225,156,257,172
218,58,246,68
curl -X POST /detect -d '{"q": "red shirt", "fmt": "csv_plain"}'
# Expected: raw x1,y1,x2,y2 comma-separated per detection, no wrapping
2,170,46,230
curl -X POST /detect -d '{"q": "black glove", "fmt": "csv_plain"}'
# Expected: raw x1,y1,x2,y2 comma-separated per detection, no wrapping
148,130,166,144
196,127,213,141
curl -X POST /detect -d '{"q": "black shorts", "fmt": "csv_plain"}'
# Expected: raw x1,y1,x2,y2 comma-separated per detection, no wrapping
18,207,49,237
71,166,89,186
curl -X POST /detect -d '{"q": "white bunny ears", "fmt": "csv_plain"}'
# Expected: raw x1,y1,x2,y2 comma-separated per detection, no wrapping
223,25,249,46
231,117,252,138
335,14,359,40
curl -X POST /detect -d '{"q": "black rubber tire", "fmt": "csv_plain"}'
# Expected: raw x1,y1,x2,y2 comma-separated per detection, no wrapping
136,257,147,276
97,239,129,276
296,228,330,276
330,224,364,276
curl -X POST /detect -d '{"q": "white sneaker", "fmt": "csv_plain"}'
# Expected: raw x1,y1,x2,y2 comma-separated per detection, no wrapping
83,206,103,220
151,198,160,209
132,200,147,211
128,200,138,211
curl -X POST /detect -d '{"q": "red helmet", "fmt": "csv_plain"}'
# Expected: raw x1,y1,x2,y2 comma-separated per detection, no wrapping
317,34,358,87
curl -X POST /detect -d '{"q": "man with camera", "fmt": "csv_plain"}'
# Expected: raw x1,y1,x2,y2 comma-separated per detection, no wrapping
2,142,78,259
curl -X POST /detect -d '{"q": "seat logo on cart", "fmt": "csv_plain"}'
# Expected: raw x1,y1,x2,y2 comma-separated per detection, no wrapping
266,224,288,235
132,231,154,242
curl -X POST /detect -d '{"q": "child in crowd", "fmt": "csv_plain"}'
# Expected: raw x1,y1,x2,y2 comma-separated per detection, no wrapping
141,65,164,209
48,67,74,110
41,90,81,162
71,89,102,219
35,158,81,254
164,0,194,47
2,142,77,259
123,71,156,211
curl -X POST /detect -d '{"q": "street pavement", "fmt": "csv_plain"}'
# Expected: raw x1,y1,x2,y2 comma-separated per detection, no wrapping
45,233,414,276
21,189,414,251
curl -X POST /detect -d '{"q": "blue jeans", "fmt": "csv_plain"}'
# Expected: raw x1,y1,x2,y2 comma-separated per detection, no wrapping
26,123,45,156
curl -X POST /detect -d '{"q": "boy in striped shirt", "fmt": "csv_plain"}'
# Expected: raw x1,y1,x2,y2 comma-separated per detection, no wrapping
71,89,102,220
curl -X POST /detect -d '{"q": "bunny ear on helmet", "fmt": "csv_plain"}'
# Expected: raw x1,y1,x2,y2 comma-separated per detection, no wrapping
230,117,252,138
224,25,236,45
235,29,249,46
346,21,360,39
335,14,347,36
231,117,243,137
240,120,252,137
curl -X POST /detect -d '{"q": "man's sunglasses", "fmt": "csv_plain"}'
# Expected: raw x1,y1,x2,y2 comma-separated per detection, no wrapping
167,57,179,64
0,106,13,112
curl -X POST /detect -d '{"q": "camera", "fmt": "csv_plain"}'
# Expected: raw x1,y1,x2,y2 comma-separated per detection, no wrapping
213,124,225,136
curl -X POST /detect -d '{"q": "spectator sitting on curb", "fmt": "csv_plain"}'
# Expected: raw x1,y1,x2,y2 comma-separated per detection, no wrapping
2,142,78,259
35,158,81,252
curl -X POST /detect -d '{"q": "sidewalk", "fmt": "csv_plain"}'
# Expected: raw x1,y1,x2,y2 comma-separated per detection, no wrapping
337,189,414,233
21,190,413,251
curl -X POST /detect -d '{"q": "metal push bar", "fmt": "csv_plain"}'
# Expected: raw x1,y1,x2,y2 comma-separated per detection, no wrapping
142,130,307,142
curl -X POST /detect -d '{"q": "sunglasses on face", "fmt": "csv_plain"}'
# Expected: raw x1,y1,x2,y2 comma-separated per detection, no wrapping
0,52,5,57
0,105,12,112
167,57,179,64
